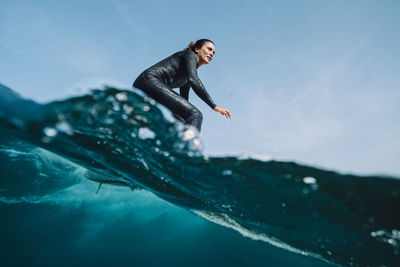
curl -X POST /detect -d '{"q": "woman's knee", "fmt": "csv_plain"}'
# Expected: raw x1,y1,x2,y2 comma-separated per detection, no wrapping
184,108,203,131
191,108,203,122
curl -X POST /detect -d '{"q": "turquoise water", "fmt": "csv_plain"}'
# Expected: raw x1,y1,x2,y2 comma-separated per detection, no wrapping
1,84,399,266
0,144,329,266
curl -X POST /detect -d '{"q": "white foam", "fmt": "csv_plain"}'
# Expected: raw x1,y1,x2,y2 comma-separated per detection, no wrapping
236,152,273,162
206,152,273,162
192,210,330,263
0,196,44,204
182,128,197,141
0,147,34,157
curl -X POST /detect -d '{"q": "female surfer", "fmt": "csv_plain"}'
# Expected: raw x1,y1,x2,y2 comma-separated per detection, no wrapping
133,39,231,132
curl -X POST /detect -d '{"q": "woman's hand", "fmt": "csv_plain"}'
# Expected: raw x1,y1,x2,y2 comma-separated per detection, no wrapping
213,106,231,119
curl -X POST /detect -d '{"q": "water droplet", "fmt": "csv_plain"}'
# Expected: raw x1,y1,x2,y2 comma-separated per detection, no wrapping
302,188,310,194
193,138,201,148
115,93,128,101
41,136,52,143
123,104,134,114
104,118,114,124
303,176,317,184
311,184,319,191
138,127,155,140
56,121,74,136
222,169,233,176
112,103,120,111
43,127,57,137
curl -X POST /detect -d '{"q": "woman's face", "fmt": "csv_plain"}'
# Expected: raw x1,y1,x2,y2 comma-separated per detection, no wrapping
195,42,215,66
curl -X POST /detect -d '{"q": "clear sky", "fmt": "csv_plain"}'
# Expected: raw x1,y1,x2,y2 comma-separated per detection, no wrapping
1,0,399,176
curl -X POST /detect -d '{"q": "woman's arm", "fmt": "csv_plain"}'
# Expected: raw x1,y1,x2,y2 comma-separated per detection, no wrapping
183,51,217,109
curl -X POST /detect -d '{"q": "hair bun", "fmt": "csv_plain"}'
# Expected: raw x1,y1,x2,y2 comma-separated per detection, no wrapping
185,41,196,51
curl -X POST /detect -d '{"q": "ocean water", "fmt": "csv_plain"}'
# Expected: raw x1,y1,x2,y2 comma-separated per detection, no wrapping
1,84,399,266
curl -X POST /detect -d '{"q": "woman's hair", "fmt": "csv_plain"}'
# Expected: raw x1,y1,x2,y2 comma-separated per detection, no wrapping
185,39,214,52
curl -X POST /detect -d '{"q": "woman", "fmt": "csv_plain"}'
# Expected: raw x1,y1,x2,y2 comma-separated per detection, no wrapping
133,39,231,132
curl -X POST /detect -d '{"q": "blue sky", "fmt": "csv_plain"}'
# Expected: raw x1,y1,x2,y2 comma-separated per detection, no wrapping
1,0,399,175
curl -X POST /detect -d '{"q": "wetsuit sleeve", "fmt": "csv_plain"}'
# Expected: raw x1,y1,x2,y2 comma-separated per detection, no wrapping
180,85,190,101
183,52,217,109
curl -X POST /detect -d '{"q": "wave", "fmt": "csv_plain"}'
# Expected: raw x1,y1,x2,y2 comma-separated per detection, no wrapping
1,83,399,266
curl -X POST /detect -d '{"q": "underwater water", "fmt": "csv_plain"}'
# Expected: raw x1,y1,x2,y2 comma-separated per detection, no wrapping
1,84,399,266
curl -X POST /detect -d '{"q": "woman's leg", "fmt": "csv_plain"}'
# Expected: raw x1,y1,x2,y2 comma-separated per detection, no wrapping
136,79,203,132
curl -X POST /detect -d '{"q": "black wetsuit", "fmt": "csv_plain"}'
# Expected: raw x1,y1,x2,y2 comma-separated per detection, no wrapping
133,50,216,132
